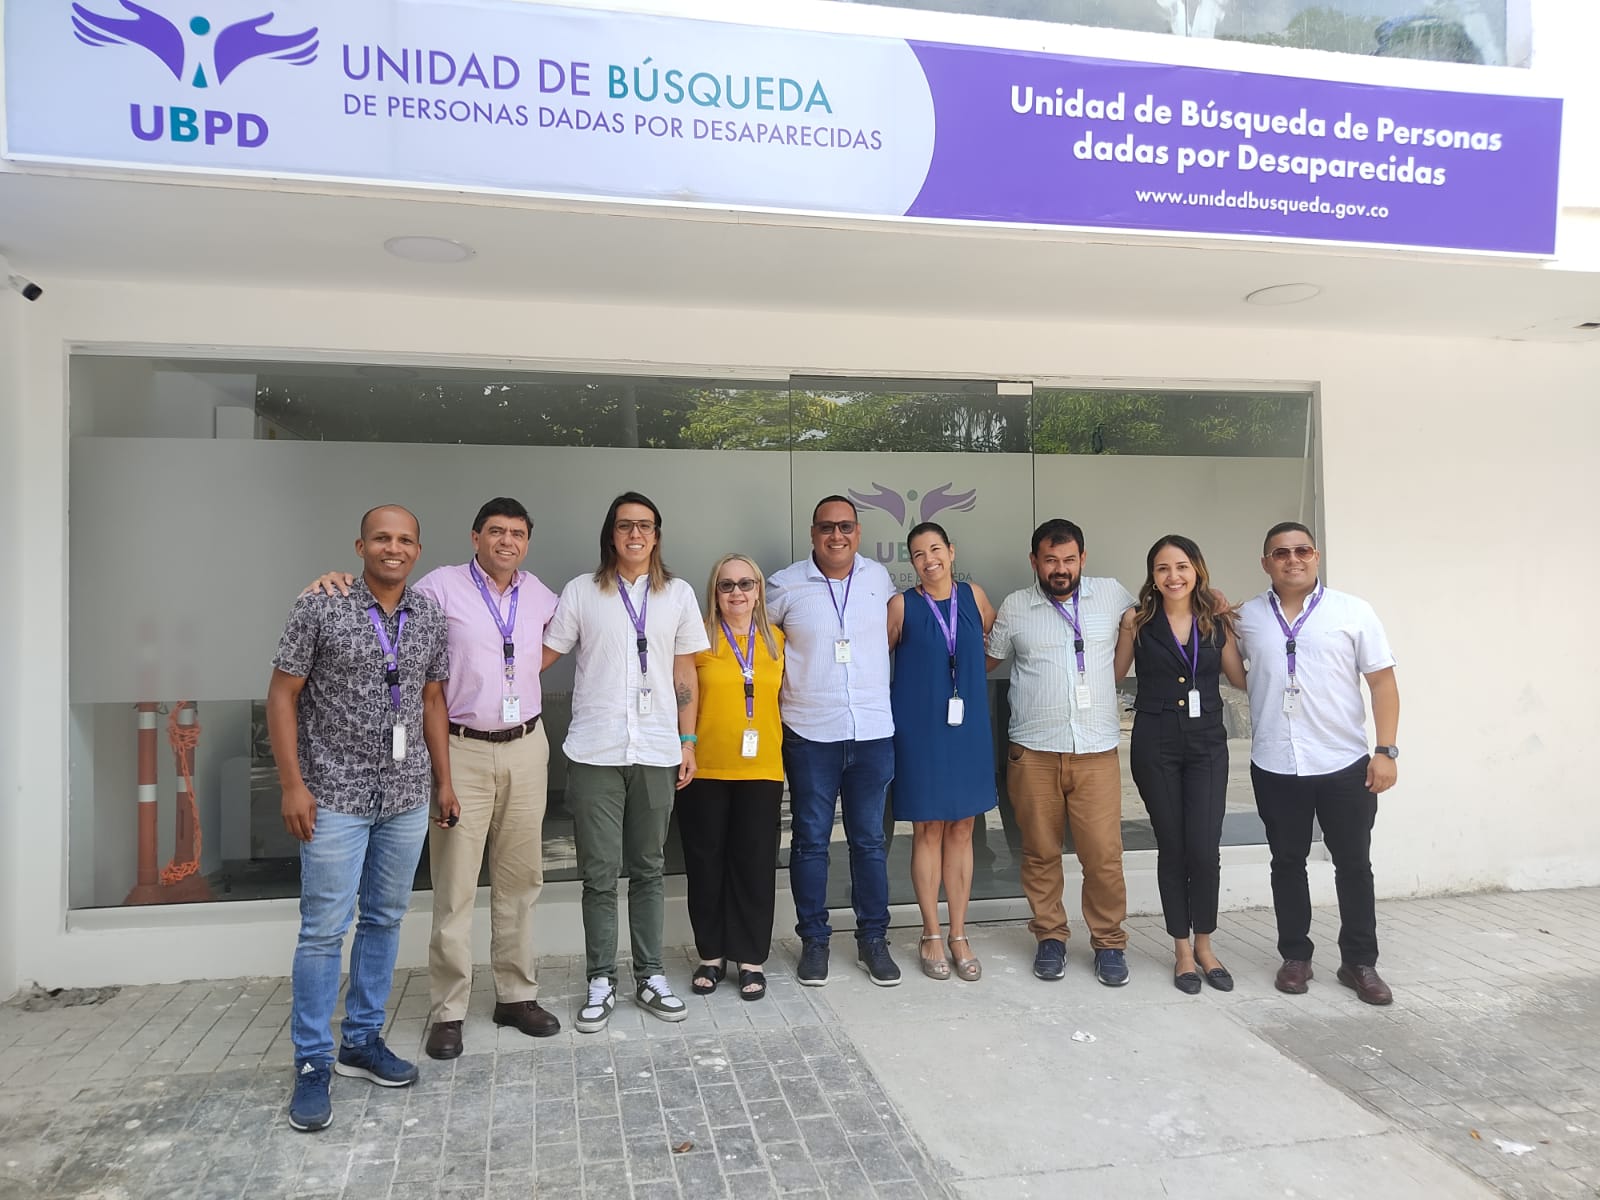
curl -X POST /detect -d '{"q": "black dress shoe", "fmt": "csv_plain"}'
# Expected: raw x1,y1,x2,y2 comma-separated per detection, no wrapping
1336,964,1393,1006
425,1020,463,1060
1174,969,1202,995
1202,965,1235,992
493,1000,562,1037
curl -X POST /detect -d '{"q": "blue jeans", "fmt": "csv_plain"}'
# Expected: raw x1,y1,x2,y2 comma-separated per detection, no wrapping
291,804,427,1065
781,729,893,943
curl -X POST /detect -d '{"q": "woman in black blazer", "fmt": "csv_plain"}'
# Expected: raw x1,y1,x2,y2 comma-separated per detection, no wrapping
1115,535,1246,994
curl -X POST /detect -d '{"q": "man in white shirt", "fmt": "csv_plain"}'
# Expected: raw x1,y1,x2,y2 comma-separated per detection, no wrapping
1236,521,1401,1006
986,519,1137,987
767,496,901,987
542,492,709,1032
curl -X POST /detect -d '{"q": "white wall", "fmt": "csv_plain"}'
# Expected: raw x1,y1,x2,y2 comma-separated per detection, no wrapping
0,293,23,998
8,275,1599,988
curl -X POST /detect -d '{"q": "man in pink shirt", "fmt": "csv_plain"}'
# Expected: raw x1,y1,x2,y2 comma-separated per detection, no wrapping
308,498,561,1058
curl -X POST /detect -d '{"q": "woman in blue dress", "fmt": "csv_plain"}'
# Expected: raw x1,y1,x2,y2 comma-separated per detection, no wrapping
888,522,998,982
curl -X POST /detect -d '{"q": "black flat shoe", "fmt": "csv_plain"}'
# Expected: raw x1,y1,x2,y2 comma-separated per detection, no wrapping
737,969,767,1002
1174,969,1202,995
1202,965,1234,992
692,963,724,995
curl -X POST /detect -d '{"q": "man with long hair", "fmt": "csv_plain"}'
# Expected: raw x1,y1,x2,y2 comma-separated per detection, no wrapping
542,492,710,1032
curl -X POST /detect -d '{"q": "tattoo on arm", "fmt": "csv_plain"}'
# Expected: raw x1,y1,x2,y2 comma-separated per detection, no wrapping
676,682,692,710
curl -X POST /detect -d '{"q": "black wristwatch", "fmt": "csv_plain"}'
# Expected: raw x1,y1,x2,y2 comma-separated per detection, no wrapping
1373,745,1399,759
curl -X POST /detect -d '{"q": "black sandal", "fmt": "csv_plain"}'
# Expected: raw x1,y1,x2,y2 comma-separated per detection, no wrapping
737,969,767,1002
692,963,725,994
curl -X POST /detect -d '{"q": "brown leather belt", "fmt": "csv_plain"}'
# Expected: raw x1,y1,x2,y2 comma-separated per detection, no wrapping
449,715,540,743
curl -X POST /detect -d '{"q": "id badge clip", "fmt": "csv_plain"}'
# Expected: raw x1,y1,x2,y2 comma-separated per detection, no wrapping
740,728,760,758
834,638,852,664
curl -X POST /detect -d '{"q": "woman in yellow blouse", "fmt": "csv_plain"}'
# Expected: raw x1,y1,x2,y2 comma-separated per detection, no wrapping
678,553,786,1001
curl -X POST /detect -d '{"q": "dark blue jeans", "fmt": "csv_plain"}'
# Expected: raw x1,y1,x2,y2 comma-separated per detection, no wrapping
781,728,893,943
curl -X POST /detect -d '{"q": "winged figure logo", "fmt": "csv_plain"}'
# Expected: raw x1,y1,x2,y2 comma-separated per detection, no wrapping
849,483,978,527
72,2,319,88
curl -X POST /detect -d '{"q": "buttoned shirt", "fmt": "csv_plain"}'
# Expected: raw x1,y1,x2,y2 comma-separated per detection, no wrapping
271,577,450,819
1237,584,1395,777
767,554,895,743
414,561,559,730
544,573,710,768
986,577,1136,754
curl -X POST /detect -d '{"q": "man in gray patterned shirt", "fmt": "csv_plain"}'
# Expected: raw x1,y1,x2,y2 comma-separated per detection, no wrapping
267,505,454,1133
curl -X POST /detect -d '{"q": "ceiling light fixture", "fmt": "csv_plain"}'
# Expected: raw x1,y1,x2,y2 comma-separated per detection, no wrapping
383,236,475,264
1245,283,1322,306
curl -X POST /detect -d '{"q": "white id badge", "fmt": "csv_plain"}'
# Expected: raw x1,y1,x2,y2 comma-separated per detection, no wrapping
946,696,965,726
502,694,521,724
1075,683,1093,709
638,687,653,716
1187,689,1202,719
391,723,406,761
834,638,852,664
1282,687,1301,716
741,728,760,758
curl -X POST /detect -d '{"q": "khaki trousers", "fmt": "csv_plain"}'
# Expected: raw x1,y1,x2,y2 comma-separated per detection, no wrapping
1005,744,1127,949
428,726,548,1023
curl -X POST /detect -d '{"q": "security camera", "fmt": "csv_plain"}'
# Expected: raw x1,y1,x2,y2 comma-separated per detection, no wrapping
6,272,42,302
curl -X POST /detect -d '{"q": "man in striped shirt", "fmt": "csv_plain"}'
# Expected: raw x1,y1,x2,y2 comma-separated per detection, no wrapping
986,519,1137,987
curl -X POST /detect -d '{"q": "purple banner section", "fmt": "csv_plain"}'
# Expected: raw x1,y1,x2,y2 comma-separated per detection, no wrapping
905,42,1562,254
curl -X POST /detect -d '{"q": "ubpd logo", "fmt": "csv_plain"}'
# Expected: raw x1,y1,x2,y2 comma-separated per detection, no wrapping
72,2,319,148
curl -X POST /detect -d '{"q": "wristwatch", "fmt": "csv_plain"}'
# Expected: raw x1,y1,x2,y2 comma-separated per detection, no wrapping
1373,745,1399,759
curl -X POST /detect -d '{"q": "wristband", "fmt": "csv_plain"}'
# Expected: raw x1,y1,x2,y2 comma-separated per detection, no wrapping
679,734,698,745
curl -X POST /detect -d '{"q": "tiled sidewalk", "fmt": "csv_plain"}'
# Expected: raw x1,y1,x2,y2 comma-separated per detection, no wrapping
0,949,952,1200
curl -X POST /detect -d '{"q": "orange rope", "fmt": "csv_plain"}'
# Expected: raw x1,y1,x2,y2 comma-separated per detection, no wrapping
160,702,203,885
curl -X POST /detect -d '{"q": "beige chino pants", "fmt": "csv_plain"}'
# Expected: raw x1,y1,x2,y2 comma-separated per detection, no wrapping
428,726,549,1023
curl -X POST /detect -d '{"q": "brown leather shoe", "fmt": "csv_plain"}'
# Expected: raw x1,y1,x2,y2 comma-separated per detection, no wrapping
493,1000,561,1038
1275,959,1313,994
1336,963,1393,1006
425,1020,463,1060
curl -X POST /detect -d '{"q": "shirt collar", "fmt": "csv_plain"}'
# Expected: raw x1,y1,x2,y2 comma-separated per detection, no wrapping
352,576,415,613
805,553,862,582
1028,578,1096,606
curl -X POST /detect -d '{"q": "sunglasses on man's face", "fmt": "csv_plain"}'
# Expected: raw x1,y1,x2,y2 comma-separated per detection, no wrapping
814,521,858,536
1268,545,1317,562
716,578,758,594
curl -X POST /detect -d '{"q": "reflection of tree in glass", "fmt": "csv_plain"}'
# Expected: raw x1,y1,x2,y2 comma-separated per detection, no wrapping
1033,391,1308,457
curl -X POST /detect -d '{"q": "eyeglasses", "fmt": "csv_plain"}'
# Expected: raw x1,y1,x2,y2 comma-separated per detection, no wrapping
716,578,758,594
614,520,656,535
1268,545,1317,562
813,521,858,536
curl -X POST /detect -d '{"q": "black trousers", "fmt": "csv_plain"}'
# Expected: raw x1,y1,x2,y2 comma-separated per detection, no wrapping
675,778,784,964
1130,712,1229,939
1250,757,1379,967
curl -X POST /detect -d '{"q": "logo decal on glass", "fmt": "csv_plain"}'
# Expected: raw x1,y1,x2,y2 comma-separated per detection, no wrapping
71,2,318,89
848,483,977,526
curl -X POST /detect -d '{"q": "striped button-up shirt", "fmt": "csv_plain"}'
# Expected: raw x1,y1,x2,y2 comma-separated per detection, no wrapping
986,577,1136,754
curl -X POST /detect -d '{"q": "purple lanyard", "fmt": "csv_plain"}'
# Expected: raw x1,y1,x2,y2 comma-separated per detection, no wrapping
365,605,408,711
1048,590,1087,673
468,559,519,672
919,586,960,694
822,563,854,631
1173,617,1199,678
617,577,649,675
720,619,757,721
1269,585,1324,680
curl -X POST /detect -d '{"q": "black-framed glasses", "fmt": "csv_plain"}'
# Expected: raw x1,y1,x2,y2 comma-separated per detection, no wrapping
614,520,657,535
716,578,758,594
813,521,858,536
1268,545,1317,562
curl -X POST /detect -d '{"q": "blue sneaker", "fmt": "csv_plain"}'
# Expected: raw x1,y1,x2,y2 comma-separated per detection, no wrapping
287,1059,332,1132
334,1037,419,1088
1033,938,1067,981
1094,948,1130,987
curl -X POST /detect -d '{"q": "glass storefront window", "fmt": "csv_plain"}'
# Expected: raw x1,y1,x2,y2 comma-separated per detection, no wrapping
68,358,1312,910
828,0,1520,66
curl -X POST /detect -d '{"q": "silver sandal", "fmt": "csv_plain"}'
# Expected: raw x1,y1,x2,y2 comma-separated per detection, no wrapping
919,934,951,980
948,935,981,982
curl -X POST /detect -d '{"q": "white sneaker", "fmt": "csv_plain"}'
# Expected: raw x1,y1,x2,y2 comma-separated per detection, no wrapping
576,977,615,1034
634,974,688,1023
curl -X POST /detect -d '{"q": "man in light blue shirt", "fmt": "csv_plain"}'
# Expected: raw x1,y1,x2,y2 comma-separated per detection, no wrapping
768,496,900,988
987,518,1136,987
